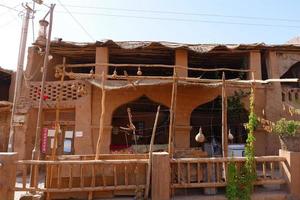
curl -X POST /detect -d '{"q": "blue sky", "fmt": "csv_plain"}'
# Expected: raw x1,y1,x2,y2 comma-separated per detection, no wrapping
1,0,300,70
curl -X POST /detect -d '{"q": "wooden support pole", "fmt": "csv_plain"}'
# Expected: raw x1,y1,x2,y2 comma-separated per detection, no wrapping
168,73,178,157
144,105,161,199
222,72,228,158
95,72,106,160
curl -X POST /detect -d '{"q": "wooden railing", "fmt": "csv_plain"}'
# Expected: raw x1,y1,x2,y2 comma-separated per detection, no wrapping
170,156,286,189
15,159,148,196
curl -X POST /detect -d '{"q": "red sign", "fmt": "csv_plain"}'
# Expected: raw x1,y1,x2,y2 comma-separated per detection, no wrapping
41,128,48,153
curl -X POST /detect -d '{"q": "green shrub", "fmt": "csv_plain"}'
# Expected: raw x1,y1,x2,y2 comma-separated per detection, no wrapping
272,118,300,136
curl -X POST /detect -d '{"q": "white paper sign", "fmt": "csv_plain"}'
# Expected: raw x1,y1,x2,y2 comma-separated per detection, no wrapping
75,131,83,137
64,139,72,153
65,131,74,138
48,129,55,137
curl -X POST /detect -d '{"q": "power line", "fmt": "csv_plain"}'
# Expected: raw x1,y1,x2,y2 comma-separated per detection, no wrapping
0,3,21,13
0,3,20,16
54,10,300,29
56,0,95,41
62,4,300,24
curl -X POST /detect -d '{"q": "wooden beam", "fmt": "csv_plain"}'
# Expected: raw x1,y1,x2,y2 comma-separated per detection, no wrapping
95,72,106,160
168,74,178,157
144,105,160,199
222,72,228,158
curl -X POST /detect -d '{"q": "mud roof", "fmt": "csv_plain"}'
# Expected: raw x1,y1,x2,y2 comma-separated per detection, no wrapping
0,67,13,82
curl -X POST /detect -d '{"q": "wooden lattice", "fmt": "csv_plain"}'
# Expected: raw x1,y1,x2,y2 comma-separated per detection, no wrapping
28,80,86,102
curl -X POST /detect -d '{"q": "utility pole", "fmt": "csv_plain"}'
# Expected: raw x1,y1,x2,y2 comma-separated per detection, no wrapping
29,3,55,188
31,3,55,161
7,4,33,152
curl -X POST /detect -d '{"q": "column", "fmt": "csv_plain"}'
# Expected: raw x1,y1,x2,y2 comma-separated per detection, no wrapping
248,51,262,80
151,152,170,200
95,47,109,75
175,49,188,77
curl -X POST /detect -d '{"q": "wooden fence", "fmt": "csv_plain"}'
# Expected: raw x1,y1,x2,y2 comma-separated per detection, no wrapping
170,156,286,189
15,158,148,199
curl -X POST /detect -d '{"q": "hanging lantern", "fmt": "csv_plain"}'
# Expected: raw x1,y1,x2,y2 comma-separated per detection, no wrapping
137,66,142,76
112,68,117,79
90,69,94,74
228,129,234,141
195,127,205,143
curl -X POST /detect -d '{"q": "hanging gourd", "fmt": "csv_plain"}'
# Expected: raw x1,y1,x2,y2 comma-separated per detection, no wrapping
112,68,117,79
195,127,205,143
228,129,234,141
137,66,142,76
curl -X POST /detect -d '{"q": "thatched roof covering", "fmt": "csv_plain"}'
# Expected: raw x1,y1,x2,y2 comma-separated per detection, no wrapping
47,39,300,53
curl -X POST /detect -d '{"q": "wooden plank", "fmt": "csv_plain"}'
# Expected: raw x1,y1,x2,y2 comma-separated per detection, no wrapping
124,165,128,186
270,162,275,179
68,164,73,189
197,163,200,183
207,163,212,182
15,185,146,192
91,164,95,187
80,165,84,188
22,165,27,189
177,162,180,184
262,162,266,178
187,163,191,184
216,163,221,182
113,165,117,187
57,164,61,188
17,159,149,164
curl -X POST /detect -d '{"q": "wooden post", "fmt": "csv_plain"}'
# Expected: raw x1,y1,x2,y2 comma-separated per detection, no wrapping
51,57,66,160
95,72,106,160
144,105,160,199
151,152,170,200
222,72,228,158
0,153,18,200
168,73,178,157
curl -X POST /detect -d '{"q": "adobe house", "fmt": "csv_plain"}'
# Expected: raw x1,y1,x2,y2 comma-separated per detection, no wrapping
11,39,300,161
0,67,14,152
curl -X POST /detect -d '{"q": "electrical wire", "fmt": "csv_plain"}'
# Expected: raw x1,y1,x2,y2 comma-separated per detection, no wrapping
52,10,300,29
62,4,300,24
0,3,21,13
56,0,95,41
0,3,20,16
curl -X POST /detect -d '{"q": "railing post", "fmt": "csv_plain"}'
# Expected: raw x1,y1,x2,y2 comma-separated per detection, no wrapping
279,149,300,199
151,152,170,200
0,152,18,200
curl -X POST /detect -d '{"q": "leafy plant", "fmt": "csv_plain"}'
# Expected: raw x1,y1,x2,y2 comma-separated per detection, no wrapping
226,159,238,200
226,87,257,200
272,118,300,136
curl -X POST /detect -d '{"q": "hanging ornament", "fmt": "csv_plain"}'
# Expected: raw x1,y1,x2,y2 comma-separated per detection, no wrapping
228,129,234,141
195,127,205,143
112,68,117,79
137,66,142,76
